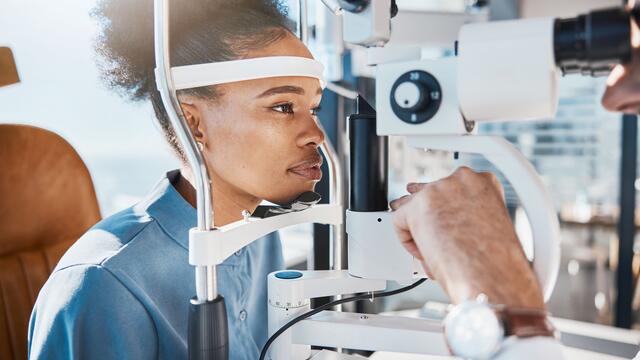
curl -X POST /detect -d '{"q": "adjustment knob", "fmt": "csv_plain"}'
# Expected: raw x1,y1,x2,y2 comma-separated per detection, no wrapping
393,81,430,112
390,70,442,125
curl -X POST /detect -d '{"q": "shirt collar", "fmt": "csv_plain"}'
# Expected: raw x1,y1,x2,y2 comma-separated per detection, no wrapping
142,170,196,249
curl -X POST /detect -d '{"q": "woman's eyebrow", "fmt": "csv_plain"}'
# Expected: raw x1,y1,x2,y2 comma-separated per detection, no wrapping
256,85,323,98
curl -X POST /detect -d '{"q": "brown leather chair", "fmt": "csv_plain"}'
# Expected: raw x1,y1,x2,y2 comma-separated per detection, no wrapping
0,124,101,360
0,47,20,87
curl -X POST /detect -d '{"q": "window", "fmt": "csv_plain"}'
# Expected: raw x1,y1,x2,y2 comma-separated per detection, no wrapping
0,0,179,216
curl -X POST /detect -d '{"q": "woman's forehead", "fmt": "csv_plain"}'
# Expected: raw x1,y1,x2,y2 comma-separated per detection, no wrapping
224,75,323,98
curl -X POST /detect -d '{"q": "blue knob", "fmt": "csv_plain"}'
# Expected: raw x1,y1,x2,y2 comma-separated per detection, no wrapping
275,271,303,279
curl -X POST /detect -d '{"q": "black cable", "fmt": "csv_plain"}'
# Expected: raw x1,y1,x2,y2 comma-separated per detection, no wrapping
259,278,427,360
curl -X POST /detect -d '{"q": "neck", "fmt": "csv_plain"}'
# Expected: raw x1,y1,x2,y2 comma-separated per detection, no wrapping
175,165,261,227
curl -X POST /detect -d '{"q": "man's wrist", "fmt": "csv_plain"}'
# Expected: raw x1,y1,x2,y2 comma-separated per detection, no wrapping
494,306,556,338
444,269,545,310
449,284,545,310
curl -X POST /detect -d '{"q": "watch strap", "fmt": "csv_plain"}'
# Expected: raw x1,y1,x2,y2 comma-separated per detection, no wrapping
496,307,556,338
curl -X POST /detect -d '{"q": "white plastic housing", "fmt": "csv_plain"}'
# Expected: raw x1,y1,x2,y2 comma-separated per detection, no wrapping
268,270,386,308
346,211,426,283
293,311,449,356
189,204,342,266
310,351,363,359
267,270,386,360
458,17,560,122
342,0,391,47
268,302,310,360
376,57,471,136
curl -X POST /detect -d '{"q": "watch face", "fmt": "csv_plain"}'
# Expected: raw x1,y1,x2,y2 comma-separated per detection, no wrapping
444,301,505,359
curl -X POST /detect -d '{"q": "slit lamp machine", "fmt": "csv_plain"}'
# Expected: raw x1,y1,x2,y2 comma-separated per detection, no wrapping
153,0,636,359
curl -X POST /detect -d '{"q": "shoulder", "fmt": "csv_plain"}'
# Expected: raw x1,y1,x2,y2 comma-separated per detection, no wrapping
29,264,157,359
54,205,156,271
37,264,136,310
30,264,151,336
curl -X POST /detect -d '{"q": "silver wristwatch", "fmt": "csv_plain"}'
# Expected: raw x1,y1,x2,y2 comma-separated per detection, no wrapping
444,294,555,359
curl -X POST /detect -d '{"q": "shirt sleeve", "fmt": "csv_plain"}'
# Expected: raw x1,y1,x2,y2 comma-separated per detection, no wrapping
28,265,157,360
494,337,565,360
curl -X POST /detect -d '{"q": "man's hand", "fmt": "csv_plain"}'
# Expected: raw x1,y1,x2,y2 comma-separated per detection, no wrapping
390,167,545,310
602,0,640,113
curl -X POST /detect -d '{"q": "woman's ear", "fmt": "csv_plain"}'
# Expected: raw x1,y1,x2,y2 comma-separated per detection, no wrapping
180,101,206,145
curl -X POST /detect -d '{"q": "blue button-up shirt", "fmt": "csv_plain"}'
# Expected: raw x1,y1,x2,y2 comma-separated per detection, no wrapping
28,171,284,359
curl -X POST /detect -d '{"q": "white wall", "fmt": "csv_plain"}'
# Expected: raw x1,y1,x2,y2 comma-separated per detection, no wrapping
522,0,623,18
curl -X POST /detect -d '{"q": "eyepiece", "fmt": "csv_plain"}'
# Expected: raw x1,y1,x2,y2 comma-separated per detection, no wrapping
554,7,631,76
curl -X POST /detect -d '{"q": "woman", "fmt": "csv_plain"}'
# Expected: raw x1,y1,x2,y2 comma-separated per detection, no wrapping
27,0,324,359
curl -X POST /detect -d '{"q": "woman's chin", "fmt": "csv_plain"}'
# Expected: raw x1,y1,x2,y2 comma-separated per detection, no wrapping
287,172,321,188
301,181,318,194
289,183,318,198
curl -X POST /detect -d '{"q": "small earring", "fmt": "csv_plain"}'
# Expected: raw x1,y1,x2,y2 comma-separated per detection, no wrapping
197,142,204,151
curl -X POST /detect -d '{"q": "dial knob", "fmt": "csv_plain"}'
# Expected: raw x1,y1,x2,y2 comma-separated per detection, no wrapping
390,70,442,124
393,81,430,112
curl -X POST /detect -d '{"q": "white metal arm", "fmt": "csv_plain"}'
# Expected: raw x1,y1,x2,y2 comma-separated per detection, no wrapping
189,204,342,267
293,311,448,355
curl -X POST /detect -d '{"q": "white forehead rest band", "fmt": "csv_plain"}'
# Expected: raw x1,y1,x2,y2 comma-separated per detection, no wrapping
170,56,326,90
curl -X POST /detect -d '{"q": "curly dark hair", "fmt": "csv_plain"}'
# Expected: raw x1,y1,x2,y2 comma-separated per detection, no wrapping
92,0,293,162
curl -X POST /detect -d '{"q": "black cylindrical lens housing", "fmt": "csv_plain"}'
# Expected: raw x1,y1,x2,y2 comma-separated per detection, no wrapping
554,7,631,76
349,97,388,212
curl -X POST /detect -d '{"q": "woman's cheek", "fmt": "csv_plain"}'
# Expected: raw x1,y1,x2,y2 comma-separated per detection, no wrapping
257,120,296,161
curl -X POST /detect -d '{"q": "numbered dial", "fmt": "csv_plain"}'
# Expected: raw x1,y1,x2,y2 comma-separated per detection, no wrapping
390,70,442,124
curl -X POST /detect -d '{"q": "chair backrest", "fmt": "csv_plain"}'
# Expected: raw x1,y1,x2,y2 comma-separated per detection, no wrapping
0,47,20,87
0,124,101,360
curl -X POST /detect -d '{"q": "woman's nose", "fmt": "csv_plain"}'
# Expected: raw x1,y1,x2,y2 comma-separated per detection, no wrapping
297,116,325,148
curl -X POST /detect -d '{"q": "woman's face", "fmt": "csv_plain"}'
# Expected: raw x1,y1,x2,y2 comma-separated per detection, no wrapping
181,32,325,206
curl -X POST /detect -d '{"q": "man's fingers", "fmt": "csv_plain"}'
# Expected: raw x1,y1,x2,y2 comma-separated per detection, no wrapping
421,261,436,280
390,195,411,210
392,208,425,261
391,182,431,210
407,182,428,194
401,239,424,261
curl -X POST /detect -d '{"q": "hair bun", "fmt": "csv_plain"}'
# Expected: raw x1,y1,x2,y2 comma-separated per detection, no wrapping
92,0,292,161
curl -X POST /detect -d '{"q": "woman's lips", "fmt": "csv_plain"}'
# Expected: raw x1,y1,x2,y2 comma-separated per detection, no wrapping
289,166,322,181
289,156,323,181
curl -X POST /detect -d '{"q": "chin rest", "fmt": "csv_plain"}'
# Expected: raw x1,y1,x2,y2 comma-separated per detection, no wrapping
252,191,322,218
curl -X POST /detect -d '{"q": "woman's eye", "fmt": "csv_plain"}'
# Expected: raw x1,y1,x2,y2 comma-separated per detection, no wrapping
310,106,321,116
272,103,294,114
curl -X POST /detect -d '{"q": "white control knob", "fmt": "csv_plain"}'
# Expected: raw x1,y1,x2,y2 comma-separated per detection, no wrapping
393,81,428,111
